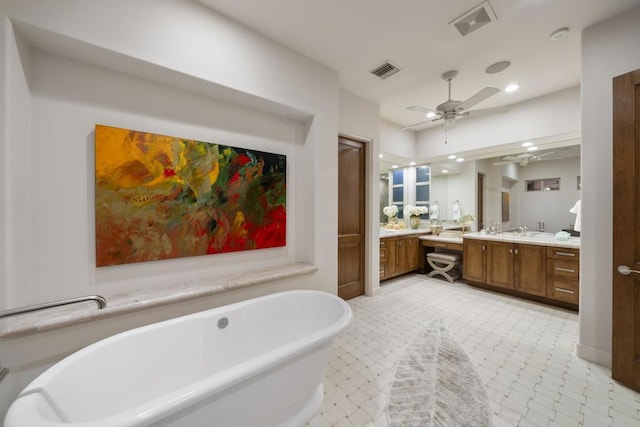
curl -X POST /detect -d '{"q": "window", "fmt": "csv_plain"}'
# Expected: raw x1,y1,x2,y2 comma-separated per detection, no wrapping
391,169,405,218
415,166,431,219
525,177,560,192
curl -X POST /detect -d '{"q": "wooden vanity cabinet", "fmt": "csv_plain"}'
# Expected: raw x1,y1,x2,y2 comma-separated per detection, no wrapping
514,244,547,296
379,239,387,280
546,247,580,304
380,235,421,281
486,241,514,289
463,237,578,308
463,239,486,283
486,241,546,295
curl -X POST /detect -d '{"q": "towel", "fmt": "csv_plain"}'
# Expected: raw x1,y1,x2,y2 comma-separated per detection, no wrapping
569,200,581,232
452,201,461,221
431,202,439,220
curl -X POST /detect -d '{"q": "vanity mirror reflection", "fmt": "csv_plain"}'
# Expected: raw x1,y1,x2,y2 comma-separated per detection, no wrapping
380,140,581,234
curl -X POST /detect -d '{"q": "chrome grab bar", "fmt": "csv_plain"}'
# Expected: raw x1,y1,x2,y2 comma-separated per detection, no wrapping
0,295,107,320
0,295,106,385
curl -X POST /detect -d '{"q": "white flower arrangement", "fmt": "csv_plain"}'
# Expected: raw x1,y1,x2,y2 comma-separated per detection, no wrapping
404,205,429,217
383,205,398,218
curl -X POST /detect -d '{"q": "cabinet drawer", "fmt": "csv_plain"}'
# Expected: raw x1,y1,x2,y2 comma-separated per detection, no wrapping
547,278,579,304
547,247,579,260
423,240,464,251
547,259,579,281
380,246,387,262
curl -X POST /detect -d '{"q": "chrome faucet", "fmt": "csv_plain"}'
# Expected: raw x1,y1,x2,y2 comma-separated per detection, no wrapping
519,225,528,236
537,221,545,232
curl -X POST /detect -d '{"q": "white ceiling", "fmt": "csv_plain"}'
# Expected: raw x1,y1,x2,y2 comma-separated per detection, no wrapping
196,0,640,131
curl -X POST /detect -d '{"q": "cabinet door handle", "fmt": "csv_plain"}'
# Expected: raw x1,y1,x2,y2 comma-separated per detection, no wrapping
509,248,513,254
482,245,485,251
555,287,576,295
515,248,519,255
555,251,575,257
436,243,446,247
555,267,575,273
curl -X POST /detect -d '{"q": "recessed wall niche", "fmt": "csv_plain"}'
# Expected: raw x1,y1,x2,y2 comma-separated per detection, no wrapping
5,21,315,302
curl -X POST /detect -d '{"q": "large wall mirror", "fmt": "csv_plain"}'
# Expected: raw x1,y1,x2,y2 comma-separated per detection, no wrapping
380,140,581,234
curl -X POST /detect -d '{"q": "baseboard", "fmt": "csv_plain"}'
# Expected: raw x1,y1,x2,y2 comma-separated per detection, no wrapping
576,343,612,368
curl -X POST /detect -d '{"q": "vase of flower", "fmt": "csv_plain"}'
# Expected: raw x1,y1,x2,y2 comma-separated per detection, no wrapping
404,205,428,230
383,205,399,225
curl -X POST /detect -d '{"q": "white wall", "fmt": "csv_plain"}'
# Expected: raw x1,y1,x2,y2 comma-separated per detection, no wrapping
512,157,581,233
578,6,640,366
379,118,416,159
0,0,339,415
338,89,381,296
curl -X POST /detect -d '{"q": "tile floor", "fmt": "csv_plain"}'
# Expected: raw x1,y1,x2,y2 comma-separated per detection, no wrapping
308,274,640,427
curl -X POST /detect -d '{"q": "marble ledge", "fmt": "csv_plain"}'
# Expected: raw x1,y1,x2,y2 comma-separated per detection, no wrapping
0,262,318,339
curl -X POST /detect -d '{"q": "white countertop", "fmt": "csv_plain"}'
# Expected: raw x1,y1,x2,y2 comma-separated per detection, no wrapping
379,228,431,237
379,225,462,238
462,231,580,249
419,235,464,244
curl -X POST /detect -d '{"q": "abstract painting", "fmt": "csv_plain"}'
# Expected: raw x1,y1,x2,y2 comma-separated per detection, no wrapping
95,125,286,267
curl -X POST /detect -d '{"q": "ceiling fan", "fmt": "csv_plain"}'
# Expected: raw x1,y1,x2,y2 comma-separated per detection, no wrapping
492,151,562,167
401,70,500,131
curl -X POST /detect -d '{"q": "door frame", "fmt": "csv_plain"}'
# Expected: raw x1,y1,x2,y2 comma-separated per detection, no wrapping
338,132,374,296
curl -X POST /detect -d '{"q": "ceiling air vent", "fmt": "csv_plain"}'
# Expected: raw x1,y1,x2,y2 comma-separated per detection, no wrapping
450,1,496,37
370,61,401,80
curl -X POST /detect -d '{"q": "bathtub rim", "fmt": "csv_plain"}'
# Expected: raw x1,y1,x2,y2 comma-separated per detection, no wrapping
5,290,351,427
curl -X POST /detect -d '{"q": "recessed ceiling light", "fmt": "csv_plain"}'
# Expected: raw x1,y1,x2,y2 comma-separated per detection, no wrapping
550,27,570,41
392,164,398,168
379,154,383,158
505,83,520,93
456,158,465,162
448,155,457,159
485,60,511,74
409,161,416,166
442,169,449,173
426,111,437,118
526,146,539,152
521,142,533,147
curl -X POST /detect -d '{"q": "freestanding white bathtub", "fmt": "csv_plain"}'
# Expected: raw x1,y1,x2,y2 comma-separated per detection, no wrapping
4,290,351,427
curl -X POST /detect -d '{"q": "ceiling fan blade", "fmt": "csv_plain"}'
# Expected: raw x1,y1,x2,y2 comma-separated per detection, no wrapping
399,119,432,130
532,151,556,159
492,160,517,166
459,87,500,111
465,105,510,118
407,106,437,114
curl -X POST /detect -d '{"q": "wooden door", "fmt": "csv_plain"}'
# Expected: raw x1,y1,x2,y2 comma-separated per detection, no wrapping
487,241,514,289
612,68,640,391
338,137,366,300
514,244,546,296
463,239,486,283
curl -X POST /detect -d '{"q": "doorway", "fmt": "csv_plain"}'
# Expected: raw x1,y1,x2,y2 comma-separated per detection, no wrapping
612,68,640,392
338,136,366,300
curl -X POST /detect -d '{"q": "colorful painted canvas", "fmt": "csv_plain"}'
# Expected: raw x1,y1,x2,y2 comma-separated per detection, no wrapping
95,125,286,267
